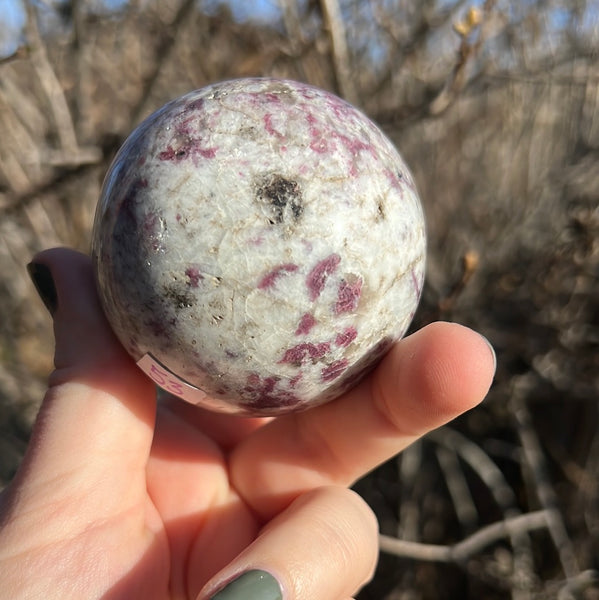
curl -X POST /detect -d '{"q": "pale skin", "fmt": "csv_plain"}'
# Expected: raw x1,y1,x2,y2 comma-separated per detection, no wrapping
0,248,496,599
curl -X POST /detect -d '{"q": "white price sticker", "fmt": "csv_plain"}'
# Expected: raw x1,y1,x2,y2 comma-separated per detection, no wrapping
137,354,210,405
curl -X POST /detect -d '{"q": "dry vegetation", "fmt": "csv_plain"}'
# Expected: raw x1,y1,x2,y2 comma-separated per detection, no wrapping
0,0,598,598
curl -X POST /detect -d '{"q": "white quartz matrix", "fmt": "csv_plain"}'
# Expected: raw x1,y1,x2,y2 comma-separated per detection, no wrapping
92,77,426,415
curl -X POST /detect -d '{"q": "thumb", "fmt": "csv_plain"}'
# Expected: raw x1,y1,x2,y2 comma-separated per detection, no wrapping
18,247,156,494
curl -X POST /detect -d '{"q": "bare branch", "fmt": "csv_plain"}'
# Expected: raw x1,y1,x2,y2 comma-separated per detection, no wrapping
278,0,304,53
130,0,199,125
557,570,599,600
435,446,478,530
429,427,518,511
0,46,29,66
379,509,553,563
319,0,358,105
0,92,42,194
510,377,581,579
25,1,79,153
0,162,98,214
429,0,498,116
71,0,94,141
429,427,537,600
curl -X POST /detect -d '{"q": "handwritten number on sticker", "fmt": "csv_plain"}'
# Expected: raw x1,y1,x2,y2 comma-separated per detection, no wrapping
149,363,185,395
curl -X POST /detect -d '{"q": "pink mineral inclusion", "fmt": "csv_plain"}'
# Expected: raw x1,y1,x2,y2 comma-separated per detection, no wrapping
264,113,284,139
279,342,331,366
321,359,349,382
335,326,358,347
306,253,341,300
178,115,197,136
289,371,303,388
245,373,278,394
385,168,416,193
186,98,205,112
159,144,217,161
411,268,423,298
264,92,282,103
325,95,353,120
243,373,300,407
305,104,375,173
258,263,299,290
295,313,317,336
334,277,363,314
185,266,204,288
306,113,331,154
142,211,166,252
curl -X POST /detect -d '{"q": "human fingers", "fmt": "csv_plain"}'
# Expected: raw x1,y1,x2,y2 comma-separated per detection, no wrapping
159,393,270,450
12,248,156,504
230,322,496,518
147,403,260,597
197,486,378,600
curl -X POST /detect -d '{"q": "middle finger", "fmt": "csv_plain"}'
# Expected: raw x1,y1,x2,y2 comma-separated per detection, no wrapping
229,322,495,519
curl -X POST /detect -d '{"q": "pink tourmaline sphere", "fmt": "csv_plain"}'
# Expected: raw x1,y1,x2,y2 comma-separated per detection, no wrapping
92,78,426,416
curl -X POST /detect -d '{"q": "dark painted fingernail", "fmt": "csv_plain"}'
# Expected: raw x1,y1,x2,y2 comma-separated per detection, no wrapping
210,570,283,600
27,262,58,315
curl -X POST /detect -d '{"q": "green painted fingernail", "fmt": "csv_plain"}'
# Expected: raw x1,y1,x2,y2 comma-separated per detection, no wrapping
210,570,283,600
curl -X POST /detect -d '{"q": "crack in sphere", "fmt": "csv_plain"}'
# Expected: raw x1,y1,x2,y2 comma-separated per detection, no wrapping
92,77,426,416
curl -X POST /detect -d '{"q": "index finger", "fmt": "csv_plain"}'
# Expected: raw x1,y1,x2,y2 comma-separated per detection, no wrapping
229,321,496,520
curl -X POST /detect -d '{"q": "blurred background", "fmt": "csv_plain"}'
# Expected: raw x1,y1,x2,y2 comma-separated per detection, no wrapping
0,0,597,598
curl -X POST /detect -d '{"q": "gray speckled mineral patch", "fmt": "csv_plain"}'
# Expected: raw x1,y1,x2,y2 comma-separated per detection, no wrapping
92,77,426,416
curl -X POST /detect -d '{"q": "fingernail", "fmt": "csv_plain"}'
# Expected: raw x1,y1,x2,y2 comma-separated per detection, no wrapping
210,570,283,600
27,262,58,315
480,334,497,373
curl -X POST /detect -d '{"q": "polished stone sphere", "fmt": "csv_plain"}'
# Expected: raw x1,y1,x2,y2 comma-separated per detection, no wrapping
92,78,426,415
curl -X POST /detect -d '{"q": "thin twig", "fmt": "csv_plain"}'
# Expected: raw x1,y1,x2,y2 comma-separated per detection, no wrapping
319,0,358,105
429,0,498,116
0,162,96,214
25,1,79,153
557,570,599,600
22,2,101,169
0,46,29,66
278,0,304,54
380,509,553,563
0,97,41,193
130,0,198,125
396,441,423,542
429,427,537,598
435,445,478,531
438,250,479,315
71,0,94,141
510,376,580,579
429,428,518,511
